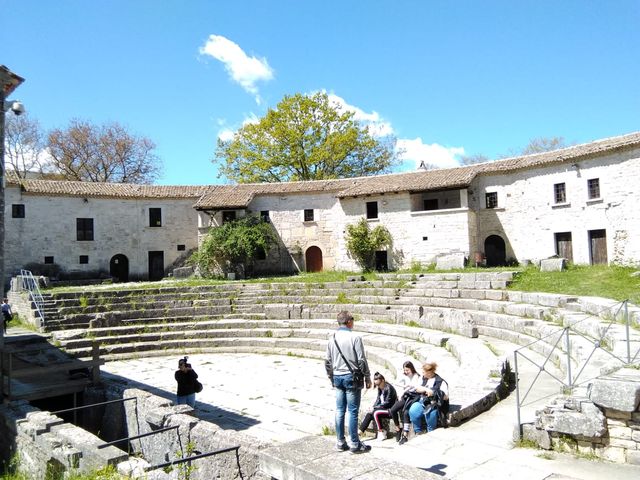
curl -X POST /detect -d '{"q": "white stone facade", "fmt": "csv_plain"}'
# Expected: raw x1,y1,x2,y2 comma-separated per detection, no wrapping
4,135,640,279
4,189,200,280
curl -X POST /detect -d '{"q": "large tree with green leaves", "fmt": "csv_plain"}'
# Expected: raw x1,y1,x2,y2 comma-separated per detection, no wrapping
192,215,276,277
215,92,397,183
345,218,393,272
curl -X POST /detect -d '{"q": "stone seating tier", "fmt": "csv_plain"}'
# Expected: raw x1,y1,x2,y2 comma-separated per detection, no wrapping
37,272,639,428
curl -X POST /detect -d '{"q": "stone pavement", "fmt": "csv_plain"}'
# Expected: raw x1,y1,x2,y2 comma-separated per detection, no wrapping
101,350,640,480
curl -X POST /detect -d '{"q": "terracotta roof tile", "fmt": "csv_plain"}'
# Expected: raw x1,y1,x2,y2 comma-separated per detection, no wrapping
7,131,639,208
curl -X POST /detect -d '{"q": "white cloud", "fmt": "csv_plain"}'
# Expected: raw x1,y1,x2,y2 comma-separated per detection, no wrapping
216,113,260,142
396,138,465,169
200,35,274,103
324,92,394,137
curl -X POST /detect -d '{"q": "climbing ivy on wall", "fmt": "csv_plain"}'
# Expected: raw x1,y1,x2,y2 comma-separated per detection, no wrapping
345,218,393,272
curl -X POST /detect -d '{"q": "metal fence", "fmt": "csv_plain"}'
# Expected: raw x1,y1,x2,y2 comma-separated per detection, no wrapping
514,299,639,437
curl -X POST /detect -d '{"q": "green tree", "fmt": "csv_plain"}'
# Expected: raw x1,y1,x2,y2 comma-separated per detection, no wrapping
215,92,397,183
345,218,393,272
193,215,276,277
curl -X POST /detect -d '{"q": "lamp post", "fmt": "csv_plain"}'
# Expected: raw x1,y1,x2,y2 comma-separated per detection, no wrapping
1,65,24,348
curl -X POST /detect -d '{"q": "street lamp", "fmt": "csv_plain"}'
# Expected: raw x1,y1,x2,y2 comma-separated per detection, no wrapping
1,65,25,348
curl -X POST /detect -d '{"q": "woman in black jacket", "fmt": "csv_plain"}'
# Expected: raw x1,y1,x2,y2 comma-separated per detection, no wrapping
359,372,398,441
175,357,199,408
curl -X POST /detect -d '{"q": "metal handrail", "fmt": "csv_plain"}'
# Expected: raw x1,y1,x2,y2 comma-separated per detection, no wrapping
514,299,639,438
19,269,45,326
144,445,241,473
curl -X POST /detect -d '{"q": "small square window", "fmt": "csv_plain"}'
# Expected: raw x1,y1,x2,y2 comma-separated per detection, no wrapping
588,178,600,199
44,256,54,264
76,218,94,241
222,211,236,223
149,208,162,227
177,244,186,251
366,201,378,219
260,210,270,223
304,209,314,222
554,183,566,204
485,192,498,209
424,199,438,211
12,204,25,218
79,255,89,264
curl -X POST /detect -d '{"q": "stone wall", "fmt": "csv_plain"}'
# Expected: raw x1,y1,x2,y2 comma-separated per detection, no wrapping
472,148,640,265
522,367,640,464
0,400,128,478
4,188,200,280
111,385,270,479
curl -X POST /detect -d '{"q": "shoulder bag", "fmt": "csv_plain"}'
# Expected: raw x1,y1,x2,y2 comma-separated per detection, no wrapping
333,335,365,388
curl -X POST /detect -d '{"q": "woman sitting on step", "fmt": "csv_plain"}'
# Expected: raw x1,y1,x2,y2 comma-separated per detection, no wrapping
388,361,423,441
399,362,449,444
359,372,398,441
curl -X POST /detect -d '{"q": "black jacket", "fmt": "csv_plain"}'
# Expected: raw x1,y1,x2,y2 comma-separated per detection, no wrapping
175,368,199,396
372,383,398,410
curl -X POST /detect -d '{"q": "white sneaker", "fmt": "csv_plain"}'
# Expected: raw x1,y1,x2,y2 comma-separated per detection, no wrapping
375,431,386,442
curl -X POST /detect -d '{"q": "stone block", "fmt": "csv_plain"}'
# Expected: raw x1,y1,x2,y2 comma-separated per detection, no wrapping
540,258,567,272
627,449,640,465
521,423,551,449
601,445,627,463
172,266,194,278
435,252,465,270
536,399,607,437
590,368,640,412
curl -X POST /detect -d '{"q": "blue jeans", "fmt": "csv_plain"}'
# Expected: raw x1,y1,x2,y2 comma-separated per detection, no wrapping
177,393,196,408
408,401,438,433
333,374,362,446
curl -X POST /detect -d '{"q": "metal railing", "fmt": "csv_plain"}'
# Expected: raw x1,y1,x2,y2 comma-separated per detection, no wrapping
19,269,45,326
514,299,639,438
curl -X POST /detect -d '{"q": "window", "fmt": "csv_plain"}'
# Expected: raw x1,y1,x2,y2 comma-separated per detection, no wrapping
79,255,89,264
304,209,314,222
177,244,186,251
588,178,600,199
554,183,566,204
423,199,438,211
485,192,498,209
366,201,378,219
12,204,25,218
76,218,94,241
44,256,54,264
222,211,236,223
149,208,162,227
260,210,270,222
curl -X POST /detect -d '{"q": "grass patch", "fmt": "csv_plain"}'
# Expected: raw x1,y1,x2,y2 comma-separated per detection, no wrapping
513,438,540,449
321,424,335,435
509,264,640,306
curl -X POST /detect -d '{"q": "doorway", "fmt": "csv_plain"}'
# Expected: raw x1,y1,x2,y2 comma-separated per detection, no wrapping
109,254,129,282
589,229,608,265
554,232,573,263
484,235,506,267
375,251,388,271
148,251,165,281
305,246,323,272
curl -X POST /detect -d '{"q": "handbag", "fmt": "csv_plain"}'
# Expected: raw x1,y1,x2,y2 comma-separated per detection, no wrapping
333,336,365,388
195,380,203,393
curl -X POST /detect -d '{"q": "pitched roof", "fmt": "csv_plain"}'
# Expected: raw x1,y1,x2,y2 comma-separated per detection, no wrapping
7,174,215,199
6,131,640,208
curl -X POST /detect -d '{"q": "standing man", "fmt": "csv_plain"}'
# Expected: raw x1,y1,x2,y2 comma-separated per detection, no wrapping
325,310,372,454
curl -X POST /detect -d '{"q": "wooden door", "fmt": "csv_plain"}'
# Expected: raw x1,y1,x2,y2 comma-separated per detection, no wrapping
554,232,573,263
305,246,323,272
148,251,165,280
589,230,608,265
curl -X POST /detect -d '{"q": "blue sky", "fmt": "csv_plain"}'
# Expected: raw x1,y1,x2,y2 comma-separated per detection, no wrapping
2,0,639,185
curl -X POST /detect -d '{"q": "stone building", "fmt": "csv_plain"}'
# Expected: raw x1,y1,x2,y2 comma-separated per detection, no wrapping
4,131,640,281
